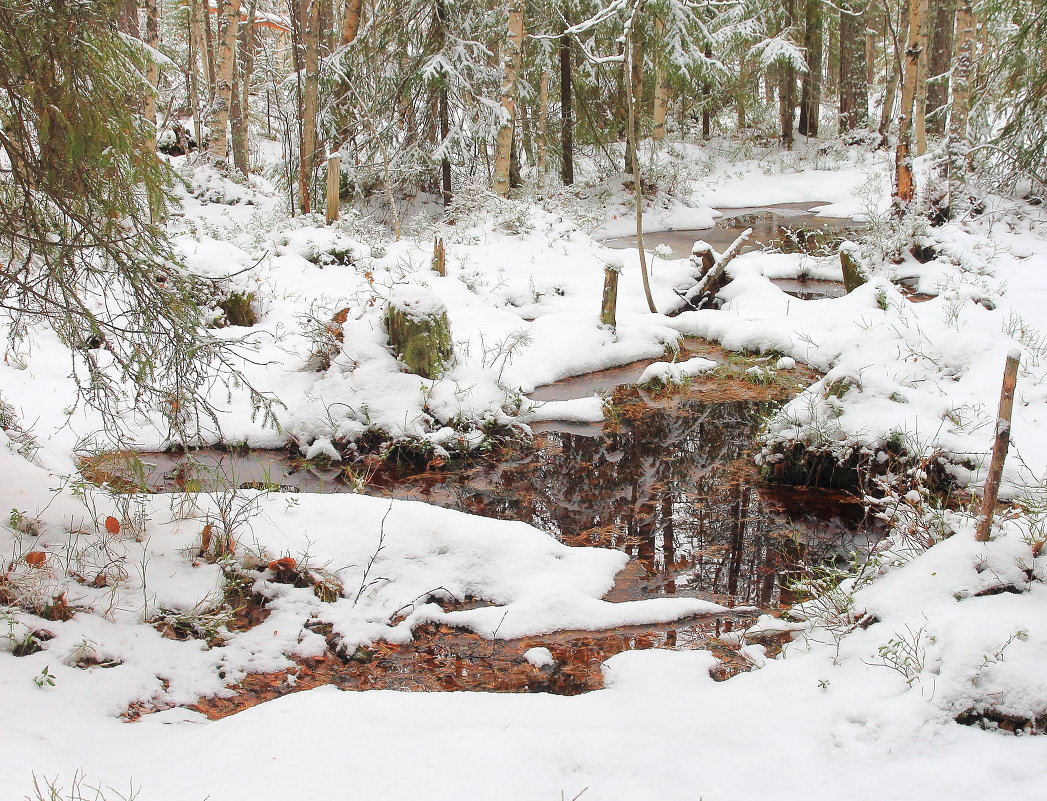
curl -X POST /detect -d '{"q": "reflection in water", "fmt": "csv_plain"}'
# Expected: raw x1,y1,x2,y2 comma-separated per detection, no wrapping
140,381,873,610
364,389,871,608
134,369,877,703
602,202,863,259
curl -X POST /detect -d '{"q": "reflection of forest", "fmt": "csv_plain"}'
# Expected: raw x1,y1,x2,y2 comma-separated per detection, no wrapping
370,389,871,609
141,385,871,610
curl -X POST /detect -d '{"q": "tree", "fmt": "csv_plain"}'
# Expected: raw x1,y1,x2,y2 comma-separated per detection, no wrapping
839,0,869,133
493,0,525,197
0,0,273,440
895,0,930,203
988,0,1047,191
798,0,823,137
207,0,242,166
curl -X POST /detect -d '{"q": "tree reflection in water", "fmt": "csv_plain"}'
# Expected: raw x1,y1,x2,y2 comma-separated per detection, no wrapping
368,386,874,609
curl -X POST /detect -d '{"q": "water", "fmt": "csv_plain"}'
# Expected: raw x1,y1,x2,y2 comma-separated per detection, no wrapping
602,202,862,260
126,344,878,705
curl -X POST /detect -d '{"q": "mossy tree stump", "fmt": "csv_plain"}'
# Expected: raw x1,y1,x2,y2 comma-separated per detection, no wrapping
839,241,868,293
218,291,256,327
385,286,453,379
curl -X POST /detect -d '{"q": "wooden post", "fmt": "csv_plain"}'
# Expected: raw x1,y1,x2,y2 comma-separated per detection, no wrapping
976,350,1021,542
432,236,446,276
325,154,341,224
600,262,621,328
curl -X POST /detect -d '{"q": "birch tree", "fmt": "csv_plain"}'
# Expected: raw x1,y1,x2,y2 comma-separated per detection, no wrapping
206,0,242,166
493,0,525,197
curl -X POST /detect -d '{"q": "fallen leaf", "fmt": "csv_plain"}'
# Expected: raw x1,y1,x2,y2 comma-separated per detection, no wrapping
25,551,47,568
268,556,296,572
104,516,121,535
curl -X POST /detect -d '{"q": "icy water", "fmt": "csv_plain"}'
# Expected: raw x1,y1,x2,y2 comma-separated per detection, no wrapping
602,201,862,260
604,202,859,301
129,341,879,707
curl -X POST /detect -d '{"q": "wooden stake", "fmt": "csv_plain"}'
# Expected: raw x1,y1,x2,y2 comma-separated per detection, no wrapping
600,263,621,328
976,350,1020,542
325,154,341,224
432,236,446,276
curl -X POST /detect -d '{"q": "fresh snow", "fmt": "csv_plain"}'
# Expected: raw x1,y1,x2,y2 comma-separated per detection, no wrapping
2,141,1046,800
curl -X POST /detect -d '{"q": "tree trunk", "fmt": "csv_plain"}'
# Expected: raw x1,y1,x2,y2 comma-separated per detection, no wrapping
736,53,749,129
201,0,217,95
780,0,797,149
117,0,138,37
798,0,823,137
914,25,929,155
879,0,910,140
625,5,657,315
536,70,549,180
702,44,712,139
895,0,930,203
341,0,363,45
230,2,257,176
143,0,160,150
299,0,321,212
187,0,205,148
926,0,956,138
943,0,975,217
493,0,524,197
651,18,668,141
207,0,241,166
439,89,452,205
627,26,644,166
434,0,452,205
839,1,869,133
560,18,574,186
949,0,974,144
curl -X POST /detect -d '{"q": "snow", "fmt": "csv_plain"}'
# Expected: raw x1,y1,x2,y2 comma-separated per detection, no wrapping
3,140,1047,800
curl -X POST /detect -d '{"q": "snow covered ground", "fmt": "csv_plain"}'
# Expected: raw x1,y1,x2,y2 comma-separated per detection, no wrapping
2,140,1046,800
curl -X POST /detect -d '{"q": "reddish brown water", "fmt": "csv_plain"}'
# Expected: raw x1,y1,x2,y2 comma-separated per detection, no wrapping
125,344,877,710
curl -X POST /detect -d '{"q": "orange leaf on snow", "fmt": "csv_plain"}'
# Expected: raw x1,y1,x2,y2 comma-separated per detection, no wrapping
24,551,47,568
268,557,296,572
104,516,121,535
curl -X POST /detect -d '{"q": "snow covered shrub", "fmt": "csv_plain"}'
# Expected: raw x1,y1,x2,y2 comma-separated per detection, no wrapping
0,395,37,459
26,771,140,801
298,303,348,372
183,163,259,206
274,225,372,267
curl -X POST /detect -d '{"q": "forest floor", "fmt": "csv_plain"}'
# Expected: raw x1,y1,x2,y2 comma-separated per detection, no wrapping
1,138,1046,800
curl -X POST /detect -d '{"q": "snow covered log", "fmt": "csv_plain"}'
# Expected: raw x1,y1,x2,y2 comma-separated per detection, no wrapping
384,285,453,379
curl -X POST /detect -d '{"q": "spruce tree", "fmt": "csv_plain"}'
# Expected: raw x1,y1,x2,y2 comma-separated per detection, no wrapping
0,0,274,441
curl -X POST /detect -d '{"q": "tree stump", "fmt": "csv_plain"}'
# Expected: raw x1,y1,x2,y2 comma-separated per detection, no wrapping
385,286,453,379
218,291,256,327
432,236,446,276
840,241,868,293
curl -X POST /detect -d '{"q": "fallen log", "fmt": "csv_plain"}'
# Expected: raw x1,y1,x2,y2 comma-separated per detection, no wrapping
675,227,753,310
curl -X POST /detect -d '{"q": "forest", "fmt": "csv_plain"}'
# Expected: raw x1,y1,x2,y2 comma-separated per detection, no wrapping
1,1,1046,799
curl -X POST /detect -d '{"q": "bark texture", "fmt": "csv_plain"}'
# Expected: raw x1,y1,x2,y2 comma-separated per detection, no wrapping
492,1,524,197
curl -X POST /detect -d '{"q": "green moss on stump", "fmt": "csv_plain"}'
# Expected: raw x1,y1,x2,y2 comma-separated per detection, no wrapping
385,287,453,379
217,291,256,327
839,242,868,293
